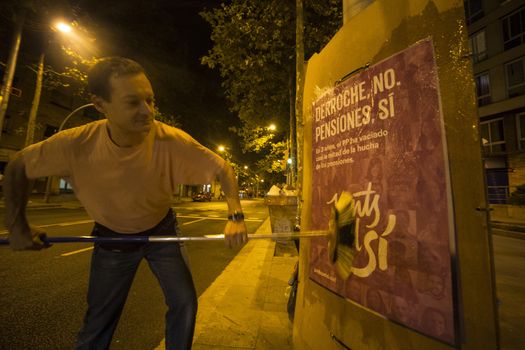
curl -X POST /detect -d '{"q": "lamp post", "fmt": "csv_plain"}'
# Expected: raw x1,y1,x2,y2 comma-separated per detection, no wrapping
25,21,75,147
0,12,25,141
44,103,94,203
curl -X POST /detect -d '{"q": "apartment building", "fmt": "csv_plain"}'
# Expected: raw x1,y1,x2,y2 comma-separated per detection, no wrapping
0,51,98,192
467,0,525,203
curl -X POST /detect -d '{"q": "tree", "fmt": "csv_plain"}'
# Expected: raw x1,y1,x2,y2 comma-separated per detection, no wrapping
201,1,295,129
230,120,287,180
201,0,342,174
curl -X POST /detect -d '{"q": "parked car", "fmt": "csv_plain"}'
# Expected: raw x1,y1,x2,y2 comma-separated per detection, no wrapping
192,192,212,202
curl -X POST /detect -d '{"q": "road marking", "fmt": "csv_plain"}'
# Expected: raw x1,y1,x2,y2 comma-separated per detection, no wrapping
60,247,94,257
0,219,94,235
34,219,94,229
177,215,263,222
182,218,206,225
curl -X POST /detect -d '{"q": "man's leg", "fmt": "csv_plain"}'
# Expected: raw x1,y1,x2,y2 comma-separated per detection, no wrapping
146,243,197,350
75,246,143,350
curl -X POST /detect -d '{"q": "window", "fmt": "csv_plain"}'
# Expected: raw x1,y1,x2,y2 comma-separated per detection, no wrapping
469,30,487,62
464,0,483,24
517,113,525,149
480,118,506,154
506,58,525,97
502,7,525,50
475,73,491,106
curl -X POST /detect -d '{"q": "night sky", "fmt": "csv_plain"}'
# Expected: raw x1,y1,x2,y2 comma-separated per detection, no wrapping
0,0,242,156
69,0,237,150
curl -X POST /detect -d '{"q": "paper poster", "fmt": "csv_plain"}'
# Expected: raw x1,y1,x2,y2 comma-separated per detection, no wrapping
309,39,455,344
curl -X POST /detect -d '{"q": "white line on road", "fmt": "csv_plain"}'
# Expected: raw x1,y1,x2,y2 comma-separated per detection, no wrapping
0,216,263,236
176,215,262,222
0,220,95,235
59,247,94,257
34,219,94,229
3,215,263,257
182,218,207,225
57,217,210,257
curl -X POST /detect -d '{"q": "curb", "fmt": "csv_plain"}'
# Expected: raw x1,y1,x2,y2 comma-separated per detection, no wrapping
490,222,525,233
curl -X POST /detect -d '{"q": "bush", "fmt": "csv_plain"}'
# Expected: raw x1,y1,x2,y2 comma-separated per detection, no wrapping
508,184,525,205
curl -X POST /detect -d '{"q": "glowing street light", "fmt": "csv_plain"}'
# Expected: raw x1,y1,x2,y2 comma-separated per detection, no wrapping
218,145,225,152
26,20,77,148
268,124,276,131
54,21,73,34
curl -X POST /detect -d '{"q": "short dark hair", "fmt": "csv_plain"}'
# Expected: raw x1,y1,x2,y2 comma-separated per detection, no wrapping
87,57,146,101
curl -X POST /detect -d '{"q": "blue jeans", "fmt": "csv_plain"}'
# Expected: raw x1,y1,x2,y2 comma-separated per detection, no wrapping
75,209,197,350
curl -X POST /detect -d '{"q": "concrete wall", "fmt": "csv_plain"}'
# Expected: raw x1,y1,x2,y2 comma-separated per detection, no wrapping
294,1,499,349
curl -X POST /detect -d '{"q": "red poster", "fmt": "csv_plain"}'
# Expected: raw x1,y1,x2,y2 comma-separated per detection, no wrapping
309,39,456,344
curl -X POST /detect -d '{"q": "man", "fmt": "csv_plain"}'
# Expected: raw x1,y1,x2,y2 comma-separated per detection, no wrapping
3,57,247,350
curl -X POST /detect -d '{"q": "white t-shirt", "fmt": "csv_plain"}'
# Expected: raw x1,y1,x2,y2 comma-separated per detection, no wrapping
23,119,226,233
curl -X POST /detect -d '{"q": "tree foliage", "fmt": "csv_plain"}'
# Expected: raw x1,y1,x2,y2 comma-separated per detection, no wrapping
201,0,342,173
201,0,295,128
230,121,287,175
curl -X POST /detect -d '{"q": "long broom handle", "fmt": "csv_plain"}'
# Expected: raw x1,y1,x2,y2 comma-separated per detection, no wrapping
0,231,329,245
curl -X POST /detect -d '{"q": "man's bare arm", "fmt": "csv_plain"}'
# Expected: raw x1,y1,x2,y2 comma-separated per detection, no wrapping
4,152,46,250
217,162,247,247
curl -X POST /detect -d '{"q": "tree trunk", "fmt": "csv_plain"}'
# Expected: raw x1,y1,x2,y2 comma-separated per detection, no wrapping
25,53,44,147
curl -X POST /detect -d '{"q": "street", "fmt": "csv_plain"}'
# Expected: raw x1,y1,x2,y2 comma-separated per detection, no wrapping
0,199,268,350
0,200,523,350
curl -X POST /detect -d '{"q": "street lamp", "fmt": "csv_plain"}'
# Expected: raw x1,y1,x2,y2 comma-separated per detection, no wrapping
54,22,72,33
44,103,94,203
25,20,77,147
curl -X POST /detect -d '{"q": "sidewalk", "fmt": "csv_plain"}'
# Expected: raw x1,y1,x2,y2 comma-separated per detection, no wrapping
154,218,296,350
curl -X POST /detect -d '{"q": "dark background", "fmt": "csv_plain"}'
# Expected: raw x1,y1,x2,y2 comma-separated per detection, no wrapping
0,0,244,159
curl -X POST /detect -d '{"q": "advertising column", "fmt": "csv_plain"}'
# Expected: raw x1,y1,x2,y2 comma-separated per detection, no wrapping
309,38,456,345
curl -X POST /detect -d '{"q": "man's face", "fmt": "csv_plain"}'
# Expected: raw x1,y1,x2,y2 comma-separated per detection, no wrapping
96,72,155,136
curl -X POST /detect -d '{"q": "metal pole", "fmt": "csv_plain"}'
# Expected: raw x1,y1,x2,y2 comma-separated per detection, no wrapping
0,231,329,245
0,14,24,141
25,53,45,147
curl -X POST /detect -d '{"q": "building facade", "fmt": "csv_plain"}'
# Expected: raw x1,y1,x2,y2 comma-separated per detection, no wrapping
467,0,525,203
0,50,98,193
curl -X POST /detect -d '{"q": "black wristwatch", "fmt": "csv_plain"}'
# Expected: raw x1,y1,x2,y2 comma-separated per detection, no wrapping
228,211,245,221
